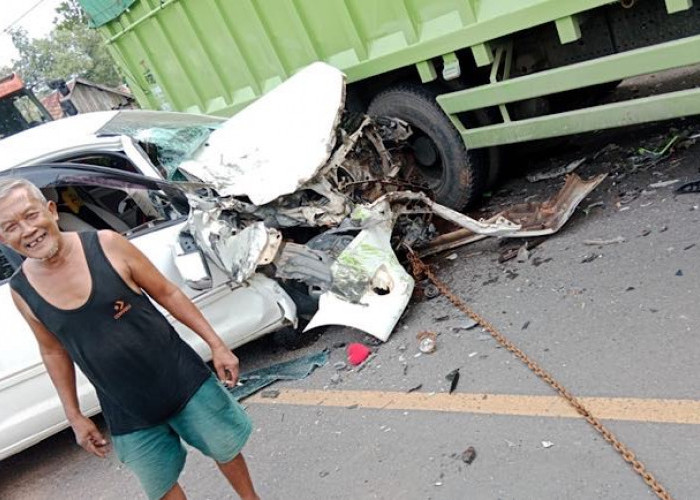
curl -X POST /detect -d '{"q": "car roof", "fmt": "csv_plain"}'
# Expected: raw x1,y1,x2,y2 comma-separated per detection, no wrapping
0,109,226,173
0,111,119,170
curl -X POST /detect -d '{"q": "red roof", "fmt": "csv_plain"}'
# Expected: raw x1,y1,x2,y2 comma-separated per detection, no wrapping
0,73,24,98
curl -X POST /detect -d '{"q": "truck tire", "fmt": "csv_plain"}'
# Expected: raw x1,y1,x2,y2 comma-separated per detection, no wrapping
368,85,486,210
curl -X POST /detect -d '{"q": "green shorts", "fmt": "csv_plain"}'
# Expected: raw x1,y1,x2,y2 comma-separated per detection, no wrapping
112,375,252,500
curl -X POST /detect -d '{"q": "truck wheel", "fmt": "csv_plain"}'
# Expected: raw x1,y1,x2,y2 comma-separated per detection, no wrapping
368,85,486,210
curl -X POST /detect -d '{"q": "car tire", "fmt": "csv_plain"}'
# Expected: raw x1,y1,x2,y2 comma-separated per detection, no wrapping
368,84,487,210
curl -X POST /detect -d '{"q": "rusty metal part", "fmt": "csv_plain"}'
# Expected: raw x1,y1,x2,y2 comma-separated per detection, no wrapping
418,174,606,257
496,174,607,237
406,250,673,500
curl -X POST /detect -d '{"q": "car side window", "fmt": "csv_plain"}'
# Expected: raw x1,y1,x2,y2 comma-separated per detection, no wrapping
44,183,188,236
58,152,140,174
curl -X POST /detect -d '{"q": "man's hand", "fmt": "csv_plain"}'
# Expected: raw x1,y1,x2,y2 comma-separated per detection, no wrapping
212,346,240,387
71,415,110,458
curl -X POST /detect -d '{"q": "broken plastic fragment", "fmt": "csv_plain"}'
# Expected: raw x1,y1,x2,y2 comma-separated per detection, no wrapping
347,343,371,366
305,202,414,341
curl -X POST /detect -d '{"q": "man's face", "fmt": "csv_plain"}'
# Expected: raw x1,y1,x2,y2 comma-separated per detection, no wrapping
0,187,61,260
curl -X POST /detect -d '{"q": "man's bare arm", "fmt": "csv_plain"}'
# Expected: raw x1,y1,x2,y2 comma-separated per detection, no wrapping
101,231,240,385
11,290,109,457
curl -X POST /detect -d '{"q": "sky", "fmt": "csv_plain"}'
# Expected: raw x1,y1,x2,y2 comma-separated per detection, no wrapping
0,0,66,68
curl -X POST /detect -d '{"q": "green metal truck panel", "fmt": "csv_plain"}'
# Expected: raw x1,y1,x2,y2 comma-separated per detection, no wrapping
93,0,626,115
83,0,700,208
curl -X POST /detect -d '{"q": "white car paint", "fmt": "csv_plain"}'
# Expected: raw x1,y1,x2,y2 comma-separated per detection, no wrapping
179,62,345,205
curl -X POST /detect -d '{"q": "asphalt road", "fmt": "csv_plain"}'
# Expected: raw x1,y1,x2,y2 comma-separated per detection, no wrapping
2,119,700,500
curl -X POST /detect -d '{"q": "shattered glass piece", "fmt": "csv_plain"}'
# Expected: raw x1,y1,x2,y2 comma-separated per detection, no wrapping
97,111,222,179
136,126,212,179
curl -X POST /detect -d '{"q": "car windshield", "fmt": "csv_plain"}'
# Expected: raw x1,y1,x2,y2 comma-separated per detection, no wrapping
97,111,224,179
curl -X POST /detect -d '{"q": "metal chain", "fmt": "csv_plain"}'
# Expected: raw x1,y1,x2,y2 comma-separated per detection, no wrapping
406,250,673,500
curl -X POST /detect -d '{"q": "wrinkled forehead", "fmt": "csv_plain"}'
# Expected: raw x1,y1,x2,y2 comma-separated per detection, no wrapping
0,186,46,218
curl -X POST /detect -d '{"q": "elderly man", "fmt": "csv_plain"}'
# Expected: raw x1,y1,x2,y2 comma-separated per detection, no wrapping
0,178,260,500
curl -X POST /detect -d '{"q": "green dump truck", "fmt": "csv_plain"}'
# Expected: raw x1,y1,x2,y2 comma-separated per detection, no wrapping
80,0,700,208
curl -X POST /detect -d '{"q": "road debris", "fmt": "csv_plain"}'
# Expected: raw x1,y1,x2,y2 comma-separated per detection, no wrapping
346,343,371,366
445,368,460,394
333,361,347,371
675,179,700,194
499,237,546,263
421,174,607,258
583,236,625,246
407,252,673,500
460,446,477,465
648,179,680,189
451,319,479,332
676,269,683,277
583,201,605,215
417,331,438,353
229,349,329,400
407,384,423,393
531,256,552,267
526,157,587,183
516,245,530,263
581,253,601,264
260,389,280,399
422,282,441,300
445,253,458,260
632,134,680,166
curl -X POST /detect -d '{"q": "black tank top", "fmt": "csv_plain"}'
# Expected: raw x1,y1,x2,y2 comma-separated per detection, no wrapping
10,231,211,435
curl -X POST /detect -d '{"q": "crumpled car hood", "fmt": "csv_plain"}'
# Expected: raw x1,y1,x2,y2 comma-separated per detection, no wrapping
179,62,345,206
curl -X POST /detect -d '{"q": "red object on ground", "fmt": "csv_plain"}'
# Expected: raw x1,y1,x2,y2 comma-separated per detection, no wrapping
347,343,371,366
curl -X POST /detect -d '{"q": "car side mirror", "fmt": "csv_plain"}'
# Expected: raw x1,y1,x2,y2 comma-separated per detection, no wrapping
173,231,212,290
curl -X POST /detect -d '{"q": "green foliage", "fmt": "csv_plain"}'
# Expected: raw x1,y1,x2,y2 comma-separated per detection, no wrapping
9,1,121,88
54,0,86,30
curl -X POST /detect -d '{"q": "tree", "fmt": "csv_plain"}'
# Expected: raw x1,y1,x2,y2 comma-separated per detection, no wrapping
54,1,87,31
9,2,121,89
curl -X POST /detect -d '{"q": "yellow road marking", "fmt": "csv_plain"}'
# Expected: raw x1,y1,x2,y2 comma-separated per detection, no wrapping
248,389,700,425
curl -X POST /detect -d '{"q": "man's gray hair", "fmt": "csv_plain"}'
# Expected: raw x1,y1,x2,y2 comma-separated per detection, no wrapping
0,178,47,205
